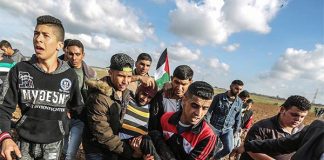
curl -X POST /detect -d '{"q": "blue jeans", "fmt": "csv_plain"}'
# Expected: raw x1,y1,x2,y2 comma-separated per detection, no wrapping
214,129,234,159
63,119,84,160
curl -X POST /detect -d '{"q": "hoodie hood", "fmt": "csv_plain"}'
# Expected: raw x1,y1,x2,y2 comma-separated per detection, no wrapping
28,54,71,74
86,76,113,96
3,49,25,63
85,76,131,101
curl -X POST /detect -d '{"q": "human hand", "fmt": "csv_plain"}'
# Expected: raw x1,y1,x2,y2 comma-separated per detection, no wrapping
229,144,245,158
143,154,154,160
1,139,21,160
130,136,143,157
139,76,155,88
67,112,71,119
162,82,172,90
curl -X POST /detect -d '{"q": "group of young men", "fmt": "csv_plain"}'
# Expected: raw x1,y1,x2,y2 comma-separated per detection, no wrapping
0,15,322,160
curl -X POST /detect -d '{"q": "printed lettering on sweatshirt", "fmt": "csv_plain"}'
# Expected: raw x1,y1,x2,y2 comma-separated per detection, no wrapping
21,89,70,108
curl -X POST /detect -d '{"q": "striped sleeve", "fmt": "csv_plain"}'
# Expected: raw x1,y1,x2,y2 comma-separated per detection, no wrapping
188,134,217,160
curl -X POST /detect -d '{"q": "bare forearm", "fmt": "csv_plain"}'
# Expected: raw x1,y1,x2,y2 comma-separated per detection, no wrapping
248,152,275,160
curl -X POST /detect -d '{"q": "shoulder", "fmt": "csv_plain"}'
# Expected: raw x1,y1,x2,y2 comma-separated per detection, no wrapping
161,112,174,121
86,77,113,95
201,121,217,137
247,116,275,137
253,116,274,128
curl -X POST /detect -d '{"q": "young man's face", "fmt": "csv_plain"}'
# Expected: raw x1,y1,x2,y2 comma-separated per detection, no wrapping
109,69,132,91
279,106,308,128
230,84,243,97
171,77,192,99
181,94,212,125
33,24,62,60
135,60,151,76
67,46,84,69
245,102,253,110
0,46,10,55
136,89,155,106
240,96,249,103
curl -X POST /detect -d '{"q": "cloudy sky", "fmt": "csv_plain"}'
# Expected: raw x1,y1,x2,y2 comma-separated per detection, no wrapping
0,0,323,104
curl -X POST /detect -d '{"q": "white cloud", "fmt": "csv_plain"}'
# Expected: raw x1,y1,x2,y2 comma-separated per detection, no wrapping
169,0,282,45
168,43,201,62
223,43,240,52
207,58,230,72
66,33,111,50
0,0,154,42
260,44,324,82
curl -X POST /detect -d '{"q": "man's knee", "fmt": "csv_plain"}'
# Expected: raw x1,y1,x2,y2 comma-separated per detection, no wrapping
223,143,234,154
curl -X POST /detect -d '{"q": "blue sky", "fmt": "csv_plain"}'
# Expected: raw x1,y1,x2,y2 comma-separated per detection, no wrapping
0,0,323,104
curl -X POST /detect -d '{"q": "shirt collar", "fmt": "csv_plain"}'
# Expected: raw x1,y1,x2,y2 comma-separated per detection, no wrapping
168,111,204,134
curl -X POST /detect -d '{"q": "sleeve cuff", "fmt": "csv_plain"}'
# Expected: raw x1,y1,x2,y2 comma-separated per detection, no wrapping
0,132,12,143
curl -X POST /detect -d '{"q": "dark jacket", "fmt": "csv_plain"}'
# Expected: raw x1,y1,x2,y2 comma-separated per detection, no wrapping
68,61,96,119
82,76,133,158
148,82,177,132
240,114,304,160
244,120,324,160
68,61,96,99
148,89,164,132
0,55,84,143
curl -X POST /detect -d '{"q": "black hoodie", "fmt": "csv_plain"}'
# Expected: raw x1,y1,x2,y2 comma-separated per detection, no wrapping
0,55,84,143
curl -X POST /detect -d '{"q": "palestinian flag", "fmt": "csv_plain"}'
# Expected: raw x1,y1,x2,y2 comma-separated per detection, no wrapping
154,48,171,89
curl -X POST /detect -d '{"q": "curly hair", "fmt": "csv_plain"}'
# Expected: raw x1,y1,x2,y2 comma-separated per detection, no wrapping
282,95,311,111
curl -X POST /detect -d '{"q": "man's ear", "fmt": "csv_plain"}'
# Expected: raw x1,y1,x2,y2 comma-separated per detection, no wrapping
57,41,63,51
279,106,285,113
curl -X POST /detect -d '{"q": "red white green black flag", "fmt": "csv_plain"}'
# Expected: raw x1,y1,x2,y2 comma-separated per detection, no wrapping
154,48,170,89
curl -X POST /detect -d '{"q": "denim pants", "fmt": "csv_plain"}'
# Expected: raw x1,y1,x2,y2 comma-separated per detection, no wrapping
18,139,63,160
214,129,234,159
63,118,84,160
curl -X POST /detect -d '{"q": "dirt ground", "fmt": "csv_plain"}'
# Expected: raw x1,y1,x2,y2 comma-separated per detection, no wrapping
11,102,318,160
252,103,317,125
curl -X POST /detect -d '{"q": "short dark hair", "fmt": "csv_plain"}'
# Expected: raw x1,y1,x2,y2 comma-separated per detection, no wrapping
239,90,250,99
64,39,72,49
109,53,134,71
137,81,158,98
67,39,84,53
137,53,152,62
187,81,214,100
231,80,244,86
0,40,12,48
173,65,193,80
36,15,65,42
246,99,254,104
282,95,311,111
